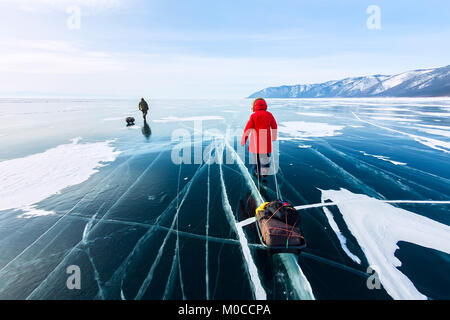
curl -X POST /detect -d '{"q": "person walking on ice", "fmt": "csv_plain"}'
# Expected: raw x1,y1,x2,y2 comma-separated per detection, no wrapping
139,98,149,120
241,98,278,177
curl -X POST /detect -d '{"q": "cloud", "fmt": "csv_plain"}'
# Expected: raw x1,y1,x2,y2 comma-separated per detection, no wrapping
0,38,396,98
0,38,120,74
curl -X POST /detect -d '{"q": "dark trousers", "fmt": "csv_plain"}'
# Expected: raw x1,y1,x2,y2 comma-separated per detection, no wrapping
252,153,271,176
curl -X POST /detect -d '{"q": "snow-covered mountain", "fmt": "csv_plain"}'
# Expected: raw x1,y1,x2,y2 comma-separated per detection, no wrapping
249,65,450,98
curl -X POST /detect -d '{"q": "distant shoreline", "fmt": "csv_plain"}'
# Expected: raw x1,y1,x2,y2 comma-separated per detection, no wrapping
249,65,450,99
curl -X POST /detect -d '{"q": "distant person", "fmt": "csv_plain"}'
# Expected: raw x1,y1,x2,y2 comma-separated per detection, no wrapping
139,98,149,120
241,98,278,176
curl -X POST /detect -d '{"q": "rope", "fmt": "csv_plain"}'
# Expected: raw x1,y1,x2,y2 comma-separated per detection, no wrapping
256,153,261,193
266,205,284,222
258,201,304,249
272,152,282,200
249,130,261,194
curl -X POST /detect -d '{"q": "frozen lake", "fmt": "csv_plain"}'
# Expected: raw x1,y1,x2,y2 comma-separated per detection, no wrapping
0,98,449,300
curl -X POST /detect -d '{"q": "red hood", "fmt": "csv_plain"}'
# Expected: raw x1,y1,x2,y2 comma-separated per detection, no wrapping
253,98,267,111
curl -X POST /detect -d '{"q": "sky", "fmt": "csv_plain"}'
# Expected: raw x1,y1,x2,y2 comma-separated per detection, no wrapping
0,0,449,98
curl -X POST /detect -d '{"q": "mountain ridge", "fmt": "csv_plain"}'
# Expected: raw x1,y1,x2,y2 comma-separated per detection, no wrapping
249,65,450,98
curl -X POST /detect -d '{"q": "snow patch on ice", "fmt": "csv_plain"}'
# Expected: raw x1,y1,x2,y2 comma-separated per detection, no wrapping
415,128,450,138
17,207,55,219
417,124,449,130
369,116,420,122
413,111,450,117
413,136,450,153
296,112,332,117
353,112,450,153
360,151,407,166
153,116,224,123
358,113,416,118
362,107,411,112
71,136,83,144
0,138,120,216
278,121,345,139
125,125,141,130
103,117,124,121
321,188,450,300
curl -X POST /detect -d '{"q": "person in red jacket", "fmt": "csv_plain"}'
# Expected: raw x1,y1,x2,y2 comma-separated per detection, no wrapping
241,98,278,176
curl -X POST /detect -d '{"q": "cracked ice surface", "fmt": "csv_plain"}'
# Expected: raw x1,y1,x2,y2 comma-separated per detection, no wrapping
0,97,449,300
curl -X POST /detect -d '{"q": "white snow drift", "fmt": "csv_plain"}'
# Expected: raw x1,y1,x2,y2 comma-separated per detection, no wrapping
360,151,407,166
0,138,120,217
278,121,345,140
321,188,450,300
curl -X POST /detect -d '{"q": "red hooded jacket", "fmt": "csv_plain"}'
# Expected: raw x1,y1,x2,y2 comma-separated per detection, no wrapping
241,99,277,154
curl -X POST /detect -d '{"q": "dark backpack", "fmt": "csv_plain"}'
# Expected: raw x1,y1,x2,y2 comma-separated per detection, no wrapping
256,200,305,249
258,200,300,227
